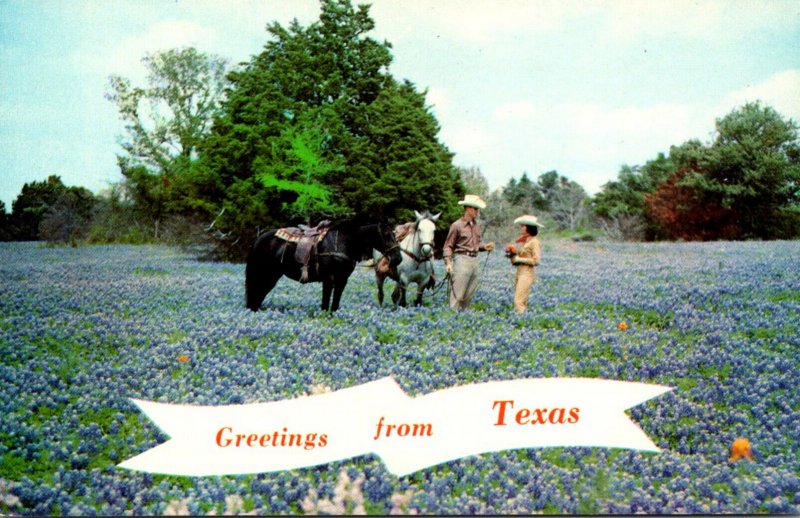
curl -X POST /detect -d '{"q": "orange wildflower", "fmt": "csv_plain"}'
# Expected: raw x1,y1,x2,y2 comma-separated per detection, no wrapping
618,321,628,331
177,355,189,363
730,438,753,462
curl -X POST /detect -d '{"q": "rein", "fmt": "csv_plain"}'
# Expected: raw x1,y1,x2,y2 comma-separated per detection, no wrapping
443,237,494,304
318,223,398,266
399,217,448,300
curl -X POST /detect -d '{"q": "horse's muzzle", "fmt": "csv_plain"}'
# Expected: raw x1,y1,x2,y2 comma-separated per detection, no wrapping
420,244,433,258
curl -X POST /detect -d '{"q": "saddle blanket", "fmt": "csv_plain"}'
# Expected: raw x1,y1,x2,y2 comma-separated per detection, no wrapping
275,222,332,269
275,228,305,243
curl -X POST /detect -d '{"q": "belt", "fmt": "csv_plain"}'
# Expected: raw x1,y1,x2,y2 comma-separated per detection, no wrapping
455,251,479,257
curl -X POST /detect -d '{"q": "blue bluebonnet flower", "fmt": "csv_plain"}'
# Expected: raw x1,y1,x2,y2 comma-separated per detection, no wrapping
1,241,799,514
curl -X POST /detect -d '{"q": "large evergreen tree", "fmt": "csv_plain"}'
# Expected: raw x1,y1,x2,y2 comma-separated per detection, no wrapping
681,102,800,238
342,79,462,221
594,102,800,241
201,0,463,258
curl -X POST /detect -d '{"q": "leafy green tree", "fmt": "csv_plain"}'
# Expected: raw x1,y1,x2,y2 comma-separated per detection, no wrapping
9,175,69,240
342,79,463,222
106,47,229,234
255,109,347,221
502,172,537,209
201,0,464,258
592,153,676,240
107,47,228,172
680,102,800,238
86,185,144,244
595,103,799,241
532,171,558,211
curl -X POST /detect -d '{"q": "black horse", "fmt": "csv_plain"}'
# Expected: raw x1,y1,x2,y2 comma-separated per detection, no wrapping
245,217,402,312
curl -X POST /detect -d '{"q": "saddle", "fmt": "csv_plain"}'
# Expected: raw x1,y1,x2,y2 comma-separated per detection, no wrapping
394,222,415,242
276,220,332,283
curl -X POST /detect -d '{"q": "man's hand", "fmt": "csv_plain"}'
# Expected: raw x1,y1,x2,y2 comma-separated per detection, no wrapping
445,261,452,275
484,242,496,252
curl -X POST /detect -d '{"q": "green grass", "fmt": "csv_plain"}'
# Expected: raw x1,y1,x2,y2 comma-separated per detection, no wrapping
767,290,800,303
578,469,611,515
132,266,170,276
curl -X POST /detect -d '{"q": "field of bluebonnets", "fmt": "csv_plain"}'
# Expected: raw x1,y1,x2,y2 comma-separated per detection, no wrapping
1,239,799,515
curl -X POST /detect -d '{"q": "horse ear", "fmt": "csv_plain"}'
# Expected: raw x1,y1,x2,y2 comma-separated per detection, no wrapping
432,212,441,221
414,210,423,220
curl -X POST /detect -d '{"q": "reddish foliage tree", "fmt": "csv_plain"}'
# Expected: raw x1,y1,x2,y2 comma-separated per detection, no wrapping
645,169,741,241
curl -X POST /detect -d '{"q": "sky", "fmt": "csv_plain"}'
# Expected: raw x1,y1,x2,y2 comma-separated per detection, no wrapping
1,0,799,212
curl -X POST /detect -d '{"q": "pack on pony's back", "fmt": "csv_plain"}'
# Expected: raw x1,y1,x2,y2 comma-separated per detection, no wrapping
374,210,440,307
246,217,402,312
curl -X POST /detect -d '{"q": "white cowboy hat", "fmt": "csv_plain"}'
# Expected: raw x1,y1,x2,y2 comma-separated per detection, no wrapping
514,214,545,227
458,194,487,209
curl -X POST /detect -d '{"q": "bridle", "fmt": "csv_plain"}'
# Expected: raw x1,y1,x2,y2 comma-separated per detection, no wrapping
401,218,435,265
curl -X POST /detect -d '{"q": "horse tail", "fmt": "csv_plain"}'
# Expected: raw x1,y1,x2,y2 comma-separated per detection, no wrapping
245,231,277,311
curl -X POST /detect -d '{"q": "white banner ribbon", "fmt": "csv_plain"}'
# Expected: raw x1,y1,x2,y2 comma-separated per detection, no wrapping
119,377,671,477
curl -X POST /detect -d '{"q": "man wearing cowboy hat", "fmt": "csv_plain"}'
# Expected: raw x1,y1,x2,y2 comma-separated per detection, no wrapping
505,214,543,314
443,194,496,311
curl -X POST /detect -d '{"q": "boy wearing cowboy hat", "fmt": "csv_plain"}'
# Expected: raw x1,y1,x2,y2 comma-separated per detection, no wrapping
505,214,543,314
443,194,496,311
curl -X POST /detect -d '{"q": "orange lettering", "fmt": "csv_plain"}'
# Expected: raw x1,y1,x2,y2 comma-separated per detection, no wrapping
493,400,515,425
568,408,580,423
216,426,233,447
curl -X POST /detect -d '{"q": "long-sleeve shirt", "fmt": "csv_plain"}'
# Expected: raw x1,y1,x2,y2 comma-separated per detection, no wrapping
443,216,485,262
511,236,541,266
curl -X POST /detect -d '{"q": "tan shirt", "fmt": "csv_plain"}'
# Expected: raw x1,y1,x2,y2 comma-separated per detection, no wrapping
512,236,541,266
443,216,484,261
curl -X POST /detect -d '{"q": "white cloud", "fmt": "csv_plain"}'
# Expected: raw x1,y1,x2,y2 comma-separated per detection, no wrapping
110,20,219,78
373,0,799,46
599,0,799,42
370,0,579,44
562,102,700,144
717,69,800,121
489,98,702,156
68,19,220,85
442,97,714,192
599,1,725,41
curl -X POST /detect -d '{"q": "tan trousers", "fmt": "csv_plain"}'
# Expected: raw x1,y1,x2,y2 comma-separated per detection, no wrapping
449,255,479,310
513,265,536,314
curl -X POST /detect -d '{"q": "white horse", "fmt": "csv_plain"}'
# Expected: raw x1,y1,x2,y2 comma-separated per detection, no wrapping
374,210,440,306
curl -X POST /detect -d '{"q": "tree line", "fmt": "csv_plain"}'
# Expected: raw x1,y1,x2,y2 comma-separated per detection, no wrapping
2,0,798,255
